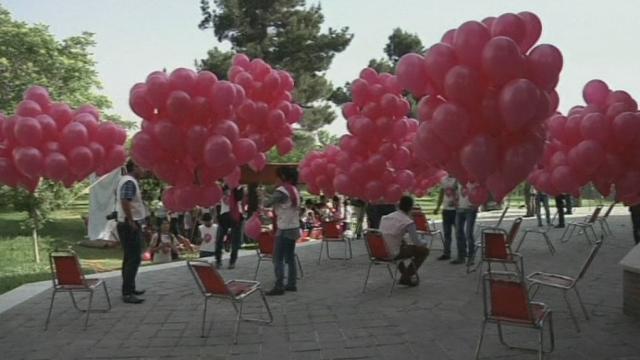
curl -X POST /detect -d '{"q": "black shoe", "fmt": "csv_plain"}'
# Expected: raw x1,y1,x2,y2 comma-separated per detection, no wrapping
466,258,475,266
450,258,465,265
228,263,235,270
398,277,412,286
132,289,146,296
397,262,406,274
284,286,297,292
265,288,285,296
122,295,144,304
437,254,451,261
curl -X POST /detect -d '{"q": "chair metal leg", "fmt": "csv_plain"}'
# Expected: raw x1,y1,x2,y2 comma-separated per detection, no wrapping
474,321,487,360
295,254,304,279
538,326,544,360
560,225,571,242
69,292,82,311
44,290,57,330
590,225,599,244
259,289,274,323
475,262,483,294
603,219,613,236
563,291,581,332
102,282,112,311
529,283,541,299
548,312,555,352
515,232,527,252
389,265,399,295
254,258,261,280
84,290,94,329
574,286,589,320
233,300,244,344
362,262,374,293
201,298,208,337
318,241,325,263
543,233,556,255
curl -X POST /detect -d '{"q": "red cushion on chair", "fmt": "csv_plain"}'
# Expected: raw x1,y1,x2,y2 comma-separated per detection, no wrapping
412,212,429,232
490,279,531,322
193,264,228,295
53,255,84,286
321,221,343,239
226,281,256,296
484,232,508,260
257,231,274,255
366,232,392,260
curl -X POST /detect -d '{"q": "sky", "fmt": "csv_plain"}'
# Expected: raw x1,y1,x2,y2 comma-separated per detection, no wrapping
3,0,640,136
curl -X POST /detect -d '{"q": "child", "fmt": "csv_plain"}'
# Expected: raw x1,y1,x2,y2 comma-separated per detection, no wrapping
149,219,179,264
198,213,218,258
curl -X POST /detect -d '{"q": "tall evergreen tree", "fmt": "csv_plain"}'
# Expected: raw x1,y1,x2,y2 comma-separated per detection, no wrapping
198,0,353,133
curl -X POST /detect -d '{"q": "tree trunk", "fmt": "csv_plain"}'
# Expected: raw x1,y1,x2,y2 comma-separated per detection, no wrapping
31,209,40,263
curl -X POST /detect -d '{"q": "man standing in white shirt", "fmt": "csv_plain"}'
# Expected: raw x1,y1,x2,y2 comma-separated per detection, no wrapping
380,196,430,287
116,160,147,304
451,183,479,265
433,175,459,261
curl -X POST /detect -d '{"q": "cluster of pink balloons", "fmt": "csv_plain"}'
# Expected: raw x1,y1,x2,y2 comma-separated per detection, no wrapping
398,11,561,203
0,86,127,192
228,54,302,159
129,55,301,212
530,80,640,205
300,68,444,203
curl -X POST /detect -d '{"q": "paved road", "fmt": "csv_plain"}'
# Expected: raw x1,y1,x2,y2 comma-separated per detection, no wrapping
1,206,639,359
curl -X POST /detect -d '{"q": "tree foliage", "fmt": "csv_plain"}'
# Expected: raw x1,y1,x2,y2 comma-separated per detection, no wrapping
198,0,353,132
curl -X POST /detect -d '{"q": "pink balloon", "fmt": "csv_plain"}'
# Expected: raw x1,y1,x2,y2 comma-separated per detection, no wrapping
95,122,119,148
88,142,105,165
24,86,51,111
423,43,458,93
384,184,403,203
169,68,197,92
580,113,609,145
467,184,490,205
0,157,19,187
460,135,499,181
441,29,456,45
13,146,44,178
36,115,58,142
214,120,240,143
612,112,640,146
233,138,258,165
582,79,610,108
130,89,154,119
431,103,470,148
146,73,171,108
194,71,218,97
551,165,579,194
16,100,42,117
453,21,491,69
395,53,429,97
244,213,262,240
391,146,411,170
224,167,241,189
166,91,192,122
499,79,540,131
14,117,43,146
154,120,184,151
365,180,384,202
203,135,233,168
518,11,542,52
48,103,73,130
396,169,416,189
444,65,484,109
491,13,526,44
526,44,563,91
248,152,267,172
60,122,89,152
44,152,69,181
68,146,94,177
276,137,294,156
482,36,525,86
104,145,127,173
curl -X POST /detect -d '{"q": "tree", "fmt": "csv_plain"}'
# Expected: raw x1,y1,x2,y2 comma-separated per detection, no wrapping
266,129,338,163
330,28,425,106
0,6,126,261
198,0,352,133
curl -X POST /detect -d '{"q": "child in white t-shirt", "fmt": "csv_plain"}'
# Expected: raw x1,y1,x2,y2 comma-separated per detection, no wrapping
150,219,179,264
198,213,218,258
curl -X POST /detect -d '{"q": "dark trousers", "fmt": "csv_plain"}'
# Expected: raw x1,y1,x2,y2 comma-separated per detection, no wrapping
273,230,298,289
565,196,573,214
366,203,396,229
395,244,429,277
535,194,551,226
456,208,478,259
215,212,242,264
630,205,640,244
117,222,142,296
441,209,457,256
555,195,565,227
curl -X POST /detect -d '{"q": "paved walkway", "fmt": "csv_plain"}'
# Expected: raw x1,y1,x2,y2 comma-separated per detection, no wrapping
1,206,639,360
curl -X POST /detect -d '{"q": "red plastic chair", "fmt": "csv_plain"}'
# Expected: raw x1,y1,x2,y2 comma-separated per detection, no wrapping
411,211,444,250
318,220,353,261
187,260,273,342
362,229,417,295
475,271,554,360
45,249,111,330
253,230,304,280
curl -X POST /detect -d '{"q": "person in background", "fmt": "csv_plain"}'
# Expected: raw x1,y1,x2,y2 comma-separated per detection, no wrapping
264,167,301,296
379,195,430,287
116,160,147,304
434,175,459,261
452,183,478,265
198,213,218,258
331,195,343,220
343,198,353,230
554,194,566,228
565,195,573,215
534,187,551,227
215,186,244,269
149,219,179,264
303,211,317,231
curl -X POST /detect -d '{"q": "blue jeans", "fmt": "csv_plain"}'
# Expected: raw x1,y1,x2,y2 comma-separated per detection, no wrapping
273,229,298,289
535,194,551,226
441,209,457,257
455,208,477,259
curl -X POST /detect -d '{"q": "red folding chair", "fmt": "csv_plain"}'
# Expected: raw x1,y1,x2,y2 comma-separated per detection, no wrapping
475,271,554,360
253,230,304,280
318,220,353,261
411,211,444,250
45,249,111,330
362,229,417,295
473,218,524,292
187,260,273,342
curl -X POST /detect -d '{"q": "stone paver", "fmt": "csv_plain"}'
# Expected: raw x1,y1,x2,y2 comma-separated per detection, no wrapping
1,206,640,359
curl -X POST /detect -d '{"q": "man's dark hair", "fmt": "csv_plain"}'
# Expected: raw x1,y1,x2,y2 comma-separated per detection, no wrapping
399,195,414,213
276,166,298,184
125,159,136,173
201,213,212,222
